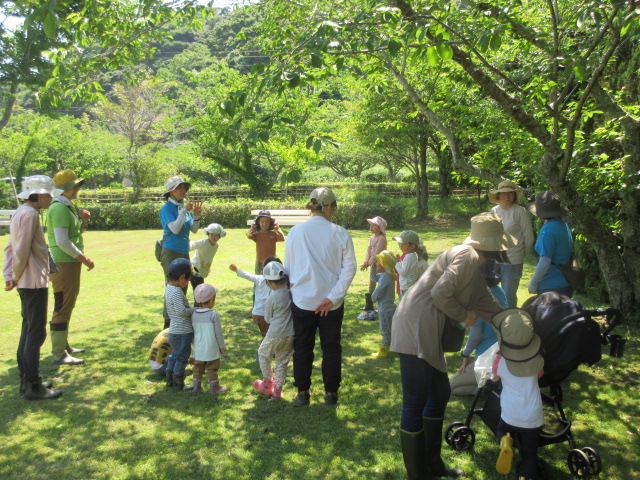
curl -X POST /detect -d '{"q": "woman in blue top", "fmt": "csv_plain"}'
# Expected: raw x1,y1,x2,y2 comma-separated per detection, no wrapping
527,191,574,298
159,176,202,328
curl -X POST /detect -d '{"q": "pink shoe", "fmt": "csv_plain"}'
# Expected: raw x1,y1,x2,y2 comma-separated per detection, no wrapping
208,379,228,395
253,377,274,396
271,387,283,399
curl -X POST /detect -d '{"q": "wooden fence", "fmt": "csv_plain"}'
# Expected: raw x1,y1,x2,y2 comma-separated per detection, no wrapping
80,183,484,204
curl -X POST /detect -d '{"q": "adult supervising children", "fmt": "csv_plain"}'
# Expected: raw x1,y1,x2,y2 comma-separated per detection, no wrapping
284,187,357,406
3,176,63,399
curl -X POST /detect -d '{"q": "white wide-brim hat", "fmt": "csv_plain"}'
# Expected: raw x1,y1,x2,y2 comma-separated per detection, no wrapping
163,176,191,197
488,180,524,204
463,212,518,252
17,175,64,199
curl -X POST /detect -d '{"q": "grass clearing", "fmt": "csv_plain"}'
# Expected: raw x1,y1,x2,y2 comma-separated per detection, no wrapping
0,223,637,479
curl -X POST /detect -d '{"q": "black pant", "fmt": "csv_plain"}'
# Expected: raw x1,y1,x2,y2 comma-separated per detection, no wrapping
17,288,48,383
292,303,344,393
497,419,542,479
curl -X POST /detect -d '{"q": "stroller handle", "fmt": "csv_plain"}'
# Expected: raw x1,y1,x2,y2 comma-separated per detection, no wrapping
541,308,622,345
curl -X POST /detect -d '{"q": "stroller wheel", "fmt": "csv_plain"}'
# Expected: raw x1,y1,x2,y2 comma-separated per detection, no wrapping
444,422,465,447
568,449,592,479
582,447,602,475
450,426,475,451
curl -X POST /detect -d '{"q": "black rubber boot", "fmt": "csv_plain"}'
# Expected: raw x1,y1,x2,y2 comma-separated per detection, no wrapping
400,429,430,480
24,381,62,400
423,418,464,478
20,377,53,395
360,293,374,311
165,370,174,388
173,375,185,391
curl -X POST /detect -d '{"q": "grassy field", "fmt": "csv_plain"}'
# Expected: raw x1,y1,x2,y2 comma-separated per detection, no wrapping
0,222,638,480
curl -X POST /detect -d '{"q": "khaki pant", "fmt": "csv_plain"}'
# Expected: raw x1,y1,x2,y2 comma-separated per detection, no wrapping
193,359,221,381
50,262,82,325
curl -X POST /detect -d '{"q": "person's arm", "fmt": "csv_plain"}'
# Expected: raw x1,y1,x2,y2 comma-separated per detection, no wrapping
6,213,38,284
53,227,94,270
528,255,552,293
3,243,15,290
373,235,387,257
520,208,535,255
166,208,187,234
214,313,225,350
235,269,260,285
325,234,357,308
370,275,385,303
247,224,257,239
462,324,483,357
274,223,285,241
431,249,480,323
395,252,418,276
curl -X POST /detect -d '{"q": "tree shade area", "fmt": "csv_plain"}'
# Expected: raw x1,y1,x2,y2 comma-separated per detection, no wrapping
1,0,639,318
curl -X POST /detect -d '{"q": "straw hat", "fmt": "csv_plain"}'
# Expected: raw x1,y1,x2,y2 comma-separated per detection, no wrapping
487,180,524,204
527,191,568,218
17,175,63,199
374,250,398,281
491,308,544,377
53,170,85,192
463,212,518,252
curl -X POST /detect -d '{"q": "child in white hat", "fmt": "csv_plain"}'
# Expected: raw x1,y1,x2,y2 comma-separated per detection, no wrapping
189,223,226,291
491,308,544,480
191,283,227,395
359,216,388,311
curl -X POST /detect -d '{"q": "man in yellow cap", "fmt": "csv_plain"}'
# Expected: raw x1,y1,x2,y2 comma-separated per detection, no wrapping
47,170,95,365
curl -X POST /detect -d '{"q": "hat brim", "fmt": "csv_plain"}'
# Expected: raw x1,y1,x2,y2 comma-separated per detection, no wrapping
491,308,544,377
527,202,568,218
57,178,85,192
164,181,191,196
17,187,64,199
503,353,544,377
463,231,518,252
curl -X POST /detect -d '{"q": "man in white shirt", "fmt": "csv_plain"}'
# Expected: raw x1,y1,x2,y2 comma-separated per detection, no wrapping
284,187,357,406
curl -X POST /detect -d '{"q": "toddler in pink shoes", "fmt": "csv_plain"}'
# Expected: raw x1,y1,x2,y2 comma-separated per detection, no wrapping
253,261,294,400
191,283,228,395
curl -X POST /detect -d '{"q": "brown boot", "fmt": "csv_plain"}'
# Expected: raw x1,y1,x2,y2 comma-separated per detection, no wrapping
173,375,185,391
24,381,62,400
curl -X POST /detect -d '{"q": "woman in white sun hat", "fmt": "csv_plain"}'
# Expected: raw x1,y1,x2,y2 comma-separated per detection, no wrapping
488,180,534,308
4,176,63,399
159,175,202,328
391,212,517,480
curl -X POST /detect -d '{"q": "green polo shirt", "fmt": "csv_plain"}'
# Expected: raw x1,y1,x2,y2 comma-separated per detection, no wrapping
47,200,83,263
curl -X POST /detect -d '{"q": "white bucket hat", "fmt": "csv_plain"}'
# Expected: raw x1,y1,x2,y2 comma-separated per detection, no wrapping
17,175,63,199
367,216,387,233
463,212,518,252
204,223,226,237
163,176,191,197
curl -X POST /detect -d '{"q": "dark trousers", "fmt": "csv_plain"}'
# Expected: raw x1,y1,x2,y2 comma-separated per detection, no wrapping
497,419,542,479
292,303,344,393
398,353,451,432
17,288,48,383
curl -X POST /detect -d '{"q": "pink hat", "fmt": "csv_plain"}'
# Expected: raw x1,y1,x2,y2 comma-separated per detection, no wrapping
194,283,218,304
366,216,387,233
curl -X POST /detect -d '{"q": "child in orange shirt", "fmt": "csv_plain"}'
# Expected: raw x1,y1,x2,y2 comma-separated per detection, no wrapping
247,211,285,274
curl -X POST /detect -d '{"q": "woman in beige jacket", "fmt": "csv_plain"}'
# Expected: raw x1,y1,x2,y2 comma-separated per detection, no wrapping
391,212,517,480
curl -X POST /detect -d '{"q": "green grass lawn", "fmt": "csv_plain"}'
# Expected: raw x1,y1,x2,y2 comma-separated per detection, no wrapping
0,224,638,480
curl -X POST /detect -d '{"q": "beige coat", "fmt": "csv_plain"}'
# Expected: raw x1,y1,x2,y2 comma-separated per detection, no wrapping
391,244,503,373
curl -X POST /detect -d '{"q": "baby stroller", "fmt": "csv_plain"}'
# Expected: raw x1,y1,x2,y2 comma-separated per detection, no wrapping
444,292,623,479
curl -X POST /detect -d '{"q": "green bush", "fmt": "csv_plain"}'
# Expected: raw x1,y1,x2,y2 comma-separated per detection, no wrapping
85,200,405,231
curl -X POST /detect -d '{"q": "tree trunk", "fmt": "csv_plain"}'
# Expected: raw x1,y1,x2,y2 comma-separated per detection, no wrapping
416,137,429,218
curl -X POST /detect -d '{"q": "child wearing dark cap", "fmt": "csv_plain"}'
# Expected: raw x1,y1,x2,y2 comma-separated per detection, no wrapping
164,258,195,391
491,308,544,480
247,210,285,274
191,283,227,395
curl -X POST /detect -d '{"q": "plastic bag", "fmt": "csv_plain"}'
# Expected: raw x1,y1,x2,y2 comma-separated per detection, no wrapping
474,341,500,388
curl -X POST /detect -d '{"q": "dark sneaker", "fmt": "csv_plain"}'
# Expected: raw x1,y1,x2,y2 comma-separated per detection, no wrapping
324,392,338,405
294,390,310,405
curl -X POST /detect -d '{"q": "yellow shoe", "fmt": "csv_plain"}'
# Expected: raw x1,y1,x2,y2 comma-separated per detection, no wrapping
496,433,513,474
372,345,390,358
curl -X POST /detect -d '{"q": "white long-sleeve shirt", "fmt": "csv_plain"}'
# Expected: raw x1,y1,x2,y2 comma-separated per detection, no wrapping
491,204,534,265
235,269,271,316
284,215,357,311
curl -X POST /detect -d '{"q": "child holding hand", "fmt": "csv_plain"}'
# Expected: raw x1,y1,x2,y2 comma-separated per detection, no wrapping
370,251,397,358
490,309,544,480
252,261,294,400
191,283,227,395
359,216,387,311
393,230,423,298
247,211,285,274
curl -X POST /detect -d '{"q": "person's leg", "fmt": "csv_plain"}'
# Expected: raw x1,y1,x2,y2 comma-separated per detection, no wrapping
190,274,204,297
18,288,48,383
368,266,377,294
318,304,344,395
449,359,479,396
273,336,294,389
513,424,542,479
169,333,193,376
253,315,269,338
292,304,319,393
498,263,523,308
205,359,220,382
379,309,394,347
257,337,275,380
50,262,83,363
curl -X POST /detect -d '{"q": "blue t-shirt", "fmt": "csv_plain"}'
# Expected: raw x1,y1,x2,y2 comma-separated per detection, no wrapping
473,286,507,356
159,201,194,255
535,219,573,290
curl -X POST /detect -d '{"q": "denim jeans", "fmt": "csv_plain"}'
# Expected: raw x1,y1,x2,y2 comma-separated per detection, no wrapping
17,288,48,383
398,353,451,432
292,303,344,393
497,263,523,308
166,332,193,376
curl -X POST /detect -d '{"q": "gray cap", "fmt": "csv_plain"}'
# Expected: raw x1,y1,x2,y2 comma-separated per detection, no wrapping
393,230,420,245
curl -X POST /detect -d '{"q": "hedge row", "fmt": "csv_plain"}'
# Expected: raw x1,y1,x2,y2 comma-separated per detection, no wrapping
84,201,406,231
